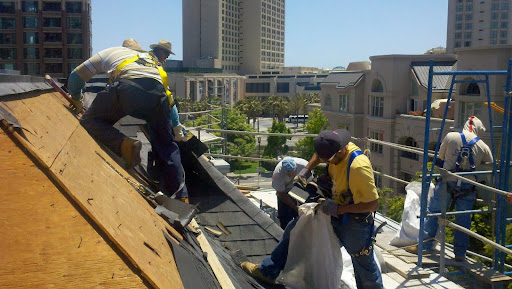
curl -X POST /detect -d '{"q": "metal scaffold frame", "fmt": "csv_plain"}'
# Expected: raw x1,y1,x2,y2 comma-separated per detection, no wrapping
418,59,512,282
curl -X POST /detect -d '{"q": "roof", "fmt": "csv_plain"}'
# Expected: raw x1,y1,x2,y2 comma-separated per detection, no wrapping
320,71,364,89
411,61,457,91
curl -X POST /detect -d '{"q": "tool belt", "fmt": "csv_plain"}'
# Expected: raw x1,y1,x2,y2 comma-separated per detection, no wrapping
342,212,374,224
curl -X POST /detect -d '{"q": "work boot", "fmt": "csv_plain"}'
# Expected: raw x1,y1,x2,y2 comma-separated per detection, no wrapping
240,262,275,284
120,137,142,170
180,197,189,204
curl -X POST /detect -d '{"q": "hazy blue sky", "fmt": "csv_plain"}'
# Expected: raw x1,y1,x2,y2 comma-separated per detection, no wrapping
91,0,448,69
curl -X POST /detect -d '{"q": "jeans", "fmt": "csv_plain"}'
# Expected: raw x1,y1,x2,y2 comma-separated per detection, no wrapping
259,216,383,289
424,181,475,257
80,78,187,197
277,198,298,229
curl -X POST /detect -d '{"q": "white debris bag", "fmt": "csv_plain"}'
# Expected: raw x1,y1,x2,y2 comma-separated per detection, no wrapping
277,203,343,289
389,181,434,246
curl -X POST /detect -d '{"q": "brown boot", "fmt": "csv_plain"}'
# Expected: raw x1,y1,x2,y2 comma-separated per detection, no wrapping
120,137,141,169
240,262,275,284
180,197,189,204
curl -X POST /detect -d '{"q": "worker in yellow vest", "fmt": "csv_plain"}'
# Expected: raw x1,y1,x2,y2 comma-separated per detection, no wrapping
66,39,188,201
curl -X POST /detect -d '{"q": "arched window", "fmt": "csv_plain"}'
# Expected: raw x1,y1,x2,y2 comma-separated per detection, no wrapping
466,82,480,95
371,79,383,92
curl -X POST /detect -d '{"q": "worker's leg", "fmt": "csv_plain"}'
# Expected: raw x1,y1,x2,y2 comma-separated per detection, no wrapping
258,218,298,280
333,218,383,289
80,85,125,155
453,190,476,258
277,198,298,229
423,182,453,251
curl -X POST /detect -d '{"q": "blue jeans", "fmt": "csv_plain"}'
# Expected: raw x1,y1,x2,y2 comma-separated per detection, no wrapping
424,181,476,257
259,216,383,289
80,79,187,197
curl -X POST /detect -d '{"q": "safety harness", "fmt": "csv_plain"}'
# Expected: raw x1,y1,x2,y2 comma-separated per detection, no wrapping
110,53,174,108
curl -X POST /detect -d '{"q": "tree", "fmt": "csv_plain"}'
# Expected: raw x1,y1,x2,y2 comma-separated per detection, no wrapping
274,96,290,123
262,121,291,171
235,96,263,128
225,109,256,167
295,108,329,159
263,95,281,120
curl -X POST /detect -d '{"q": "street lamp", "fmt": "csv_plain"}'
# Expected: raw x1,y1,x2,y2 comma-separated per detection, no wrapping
257,136,261,185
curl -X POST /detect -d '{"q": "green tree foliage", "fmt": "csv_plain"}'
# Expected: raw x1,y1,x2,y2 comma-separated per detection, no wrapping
225,109,256,167
235,96,263,128
262,121,291,171
296,108,328,159
377,187,404,222
263,95,280,120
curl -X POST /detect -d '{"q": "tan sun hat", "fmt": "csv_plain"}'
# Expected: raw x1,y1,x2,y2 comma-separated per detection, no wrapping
150,40,175,55
122,38,144,52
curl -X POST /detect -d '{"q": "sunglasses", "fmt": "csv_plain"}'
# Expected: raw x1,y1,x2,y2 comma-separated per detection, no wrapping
318,152,337,163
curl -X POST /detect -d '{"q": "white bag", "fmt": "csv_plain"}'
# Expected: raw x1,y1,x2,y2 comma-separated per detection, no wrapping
277,203,343,289
389,181,434,246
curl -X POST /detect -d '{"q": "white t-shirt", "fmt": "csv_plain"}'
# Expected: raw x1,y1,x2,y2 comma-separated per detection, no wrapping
272,157,310,192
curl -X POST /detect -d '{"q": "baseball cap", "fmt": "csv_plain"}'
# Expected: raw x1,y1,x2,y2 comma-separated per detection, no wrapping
314,129,351,159
281,157,296,172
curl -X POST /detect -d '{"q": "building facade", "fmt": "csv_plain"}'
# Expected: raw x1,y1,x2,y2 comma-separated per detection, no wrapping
183,0,285,75
447,0,511,53
0,0,91,77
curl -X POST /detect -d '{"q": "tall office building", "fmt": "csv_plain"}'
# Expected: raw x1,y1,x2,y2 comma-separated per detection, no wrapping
0,0,91,77
447,0,511,53
183,0,285,75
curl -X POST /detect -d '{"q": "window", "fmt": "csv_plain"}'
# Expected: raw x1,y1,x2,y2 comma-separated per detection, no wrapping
44,32,61,42
0,2,15,13
0,18,15,29
0,48,16,60
465,23,473,29
66,2,81,13
411,80,419,96
370,131,383,154
42,2,60,11
502,12,508,19
245,83,269,93
325,94,332,107
371,96,384,117
501,31,508,38
24,47,39,59
401,137,419,160
501,22,508,28
66,17,81,29
1,63,15,70
492,12,499,19
0,33,16,44
464,41,472,47
44,48,62,58
22,1,38,12
492,3,499,10
491,30,498,38
339,94,348,112
500,39,508,44
23,62,40,75
491,21,498,28
465,32,472,39
373,167,382,188
456,23,462,30
43,17,61,28
466,4,473,11
44,63,63,74
491,39,497,44
456,14,463,21
455,32,462,39
456,5,463,12
459,102,482,126
409,99,419,111
502,3,509,10
371,79,383,92
276,82,289,93
465,14,473,21
24,32,38,44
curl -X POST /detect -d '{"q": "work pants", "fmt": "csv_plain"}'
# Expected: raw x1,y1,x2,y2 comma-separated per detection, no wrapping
80,78,187,198
277,198,298,229
259,216,383,289
424,181,475,258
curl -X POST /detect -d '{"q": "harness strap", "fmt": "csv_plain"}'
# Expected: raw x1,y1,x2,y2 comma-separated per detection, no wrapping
455,132,480,172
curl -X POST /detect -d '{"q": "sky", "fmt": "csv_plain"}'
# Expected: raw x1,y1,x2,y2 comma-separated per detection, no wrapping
91,0,448,69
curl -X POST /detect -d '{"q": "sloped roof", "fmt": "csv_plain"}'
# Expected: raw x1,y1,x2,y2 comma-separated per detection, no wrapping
320,71,364,89
411,61,457,91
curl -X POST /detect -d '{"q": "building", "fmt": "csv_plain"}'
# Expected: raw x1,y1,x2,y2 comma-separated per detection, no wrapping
183,0,285,75
0,0,91,77
447,0,511,53
282,66,329,75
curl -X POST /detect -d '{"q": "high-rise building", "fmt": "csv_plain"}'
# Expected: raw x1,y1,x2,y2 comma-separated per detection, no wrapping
183,0,285,75
0,0,91,77
447,0,511,53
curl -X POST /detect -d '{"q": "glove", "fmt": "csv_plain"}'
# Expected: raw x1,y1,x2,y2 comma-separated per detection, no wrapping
70,95,83,114
293,168,311,188
173,124,186,142
318,198,339,217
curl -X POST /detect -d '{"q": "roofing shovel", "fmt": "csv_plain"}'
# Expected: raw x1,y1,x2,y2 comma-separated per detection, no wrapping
44,74,85,114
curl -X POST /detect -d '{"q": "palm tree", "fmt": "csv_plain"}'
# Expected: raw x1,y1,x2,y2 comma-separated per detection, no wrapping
290,93,306,127
263,95,280,120
274,96,290,123
235,96,263,128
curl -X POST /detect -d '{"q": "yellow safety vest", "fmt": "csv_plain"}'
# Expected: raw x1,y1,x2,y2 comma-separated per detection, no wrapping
111,54,174,107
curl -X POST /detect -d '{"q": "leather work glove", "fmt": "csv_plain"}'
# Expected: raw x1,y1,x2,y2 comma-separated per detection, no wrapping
317,198,339,217
70,94,83,114
173,124,187,142
293,168,311,189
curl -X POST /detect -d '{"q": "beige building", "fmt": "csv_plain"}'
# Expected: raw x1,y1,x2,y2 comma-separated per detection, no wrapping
182,0,285,75
447,0,511,53
0,0,91,77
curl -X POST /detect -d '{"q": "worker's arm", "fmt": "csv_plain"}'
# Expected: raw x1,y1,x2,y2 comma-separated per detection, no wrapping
306,153,322,170
337,199,379,215
294,153,321,187
67,71,85,100
276,190,298,212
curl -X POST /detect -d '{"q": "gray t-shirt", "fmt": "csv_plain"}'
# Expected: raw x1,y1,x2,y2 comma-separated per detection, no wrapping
272,157,310,192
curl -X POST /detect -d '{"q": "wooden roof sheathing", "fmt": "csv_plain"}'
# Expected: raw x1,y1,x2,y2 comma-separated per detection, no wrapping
0,91,184,289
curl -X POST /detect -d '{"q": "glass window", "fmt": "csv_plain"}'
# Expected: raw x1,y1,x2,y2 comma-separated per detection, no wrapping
502,3,509,10
459,102,482,126
1,63,15,70
456,5,463,12
67,48,82,59
411,80,419,96
465,23,473,29
373,167,382,188
465,32,472,38
68,62,80,72
370,131,383,154
465,14,473,21
0,48,16,60
43,17,61,27
0,33,16,44
66,2,81,13
502,12,508,19
22,1,38,12
339,94,349,112
456,23,462,30
490,39,497,44
324,94,332,107
24,31,38,44
0,2,15,13
66,17,81,29
455,32,462,39
501,22,508,28
42,2,61,11
44,32,61,42
67,32,82,44
491,21,498,28
500,39,508,44
371,79,383,92
492,3,499,10
24,63,40,75
371,96,384,117
44,63,63,73
456,14,463,21
0,18,16,29
492,13,499,20
44,47,62,58
23,47,39,59
466,4,473,11
464,41,471,47
501,31,508,38
409,99,419,111
23,16,38,28
491,30,498,38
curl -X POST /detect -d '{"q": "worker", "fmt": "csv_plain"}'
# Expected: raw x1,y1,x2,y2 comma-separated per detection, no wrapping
272,157,311,229
66,40,188,201
423,116,493,261
242,129,383,289
149,40,175,65
122,38,144,52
